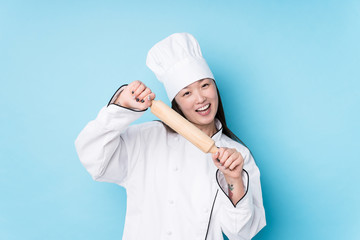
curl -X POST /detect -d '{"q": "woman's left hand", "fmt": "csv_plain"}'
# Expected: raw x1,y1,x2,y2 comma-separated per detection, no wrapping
212,147,244,180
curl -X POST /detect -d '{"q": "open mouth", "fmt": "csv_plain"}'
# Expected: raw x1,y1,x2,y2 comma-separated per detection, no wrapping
195,104,211,112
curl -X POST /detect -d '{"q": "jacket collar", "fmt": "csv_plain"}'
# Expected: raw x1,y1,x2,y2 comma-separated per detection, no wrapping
211,119,223,142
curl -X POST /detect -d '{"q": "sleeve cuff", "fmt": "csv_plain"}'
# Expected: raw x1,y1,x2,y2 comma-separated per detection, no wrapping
216,169,250,209
95,104,146,131
106,84,151,113
107,84,128,107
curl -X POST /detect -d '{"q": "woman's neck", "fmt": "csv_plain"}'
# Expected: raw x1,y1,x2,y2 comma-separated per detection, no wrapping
195,121,217,137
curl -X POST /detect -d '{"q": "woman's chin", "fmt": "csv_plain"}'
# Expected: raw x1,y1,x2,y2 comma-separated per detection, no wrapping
193,117,215,128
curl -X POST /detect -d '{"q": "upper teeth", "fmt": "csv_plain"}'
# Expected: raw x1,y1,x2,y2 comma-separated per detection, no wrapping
197,104,210,111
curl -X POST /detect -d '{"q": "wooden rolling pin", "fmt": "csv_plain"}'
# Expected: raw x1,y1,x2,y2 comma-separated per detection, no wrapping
150,100,218,154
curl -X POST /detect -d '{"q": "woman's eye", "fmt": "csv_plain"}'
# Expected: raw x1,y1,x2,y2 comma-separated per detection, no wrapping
183,91,190,96
202,83,209,88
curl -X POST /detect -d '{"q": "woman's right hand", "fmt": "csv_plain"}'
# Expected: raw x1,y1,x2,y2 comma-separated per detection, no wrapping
115,80,156,111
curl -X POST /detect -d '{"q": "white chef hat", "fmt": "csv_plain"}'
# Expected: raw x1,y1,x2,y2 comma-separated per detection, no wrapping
146,33,214,101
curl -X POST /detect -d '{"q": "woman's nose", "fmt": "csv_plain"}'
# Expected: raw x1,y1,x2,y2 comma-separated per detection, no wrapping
196,93,206,103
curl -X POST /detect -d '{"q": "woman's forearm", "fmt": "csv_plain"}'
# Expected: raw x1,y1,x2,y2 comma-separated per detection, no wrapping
225,176,245,205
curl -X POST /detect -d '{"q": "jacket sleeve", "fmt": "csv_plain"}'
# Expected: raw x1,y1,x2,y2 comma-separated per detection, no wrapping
215,148,266,239
74,88,146,187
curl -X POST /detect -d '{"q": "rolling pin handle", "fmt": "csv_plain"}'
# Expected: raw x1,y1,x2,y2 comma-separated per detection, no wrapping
209,145,219,154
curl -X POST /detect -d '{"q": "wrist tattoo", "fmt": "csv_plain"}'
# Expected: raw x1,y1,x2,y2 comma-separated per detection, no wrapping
228,184,234,198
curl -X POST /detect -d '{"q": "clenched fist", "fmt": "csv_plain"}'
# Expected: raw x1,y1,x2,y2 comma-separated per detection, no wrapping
115,80,156,111
212,147,244,180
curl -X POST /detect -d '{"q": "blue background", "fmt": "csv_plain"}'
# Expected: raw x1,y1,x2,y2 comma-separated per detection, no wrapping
1,0,359,239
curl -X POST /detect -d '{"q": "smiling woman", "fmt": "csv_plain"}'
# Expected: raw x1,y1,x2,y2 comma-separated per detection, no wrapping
172,78,248,147
75,33,266,239
174,78,219,136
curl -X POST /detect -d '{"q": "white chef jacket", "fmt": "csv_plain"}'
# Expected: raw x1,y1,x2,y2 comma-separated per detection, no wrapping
75,88,266,240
